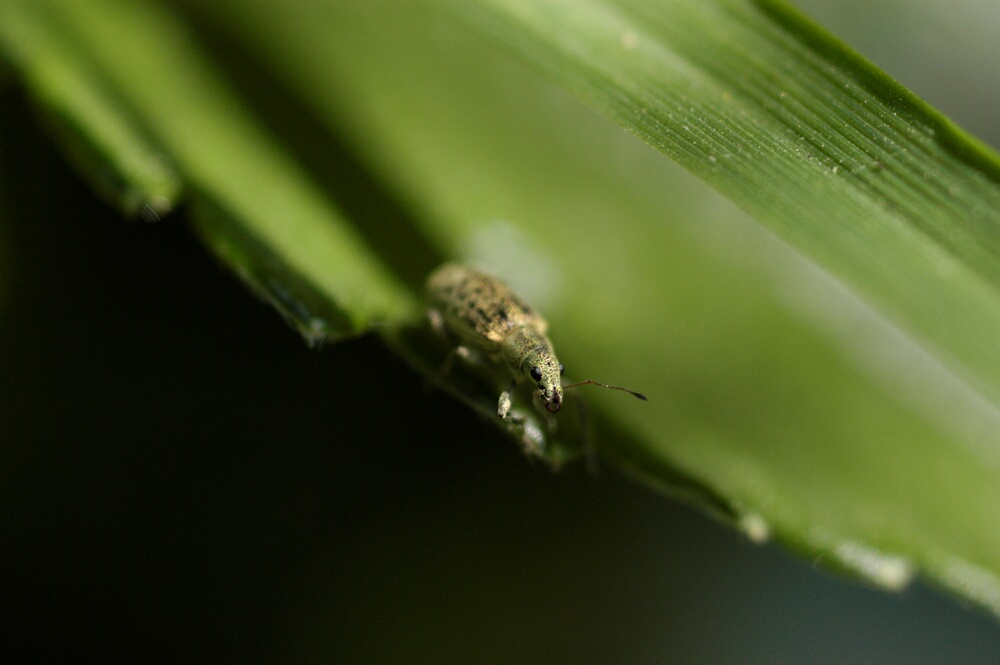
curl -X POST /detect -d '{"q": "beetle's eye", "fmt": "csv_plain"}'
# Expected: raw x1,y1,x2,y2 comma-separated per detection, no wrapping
559,364,565,376
529,366,543,382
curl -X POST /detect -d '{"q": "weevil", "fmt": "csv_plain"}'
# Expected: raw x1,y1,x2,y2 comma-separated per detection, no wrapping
426,263,646,420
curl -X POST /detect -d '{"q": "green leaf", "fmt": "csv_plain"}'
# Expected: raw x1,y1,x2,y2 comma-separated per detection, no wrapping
2,0,1000,619
448,0,1000,408
0,0,414,340
0,2,181,219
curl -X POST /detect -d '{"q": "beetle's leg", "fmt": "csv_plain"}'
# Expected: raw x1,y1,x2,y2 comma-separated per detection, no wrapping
428,309,472,372
441,344,473,376
497,382,548,455
498,379,517,419
427,308,446,335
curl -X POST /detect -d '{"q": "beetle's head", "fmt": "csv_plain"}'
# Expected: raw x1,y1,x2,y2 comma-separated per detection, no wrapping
525,355,565,413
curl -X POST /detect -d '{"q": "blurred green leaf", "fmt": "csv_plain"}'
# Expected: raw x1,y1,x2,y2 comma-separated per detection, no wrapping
2,0,1000,619
0,0,414,340
0,1,180,219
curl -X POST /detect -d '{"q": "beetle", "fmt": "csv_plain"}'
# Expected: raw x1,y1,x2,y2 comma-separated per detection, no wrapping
426,263,646,419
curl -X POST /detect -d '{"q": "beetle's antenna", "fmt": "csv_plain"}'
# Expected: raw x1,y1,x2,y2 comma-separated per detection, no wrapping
562,379,647,401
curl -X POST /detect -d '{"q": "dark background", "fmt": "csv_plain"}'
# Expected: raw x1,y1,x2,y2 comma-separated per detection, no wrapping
2,87,999,663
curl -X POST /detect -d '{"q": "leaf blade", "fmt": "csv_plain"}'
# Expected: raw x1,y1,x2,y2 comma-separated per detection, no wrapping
4,0,1000,619
2,0,416,337
172,0,1000,613
446,0,1000,406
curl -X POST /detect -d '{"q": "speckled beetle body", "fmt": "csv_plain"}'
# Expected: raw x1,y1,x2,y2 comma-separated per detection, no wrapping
426,263,645,419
